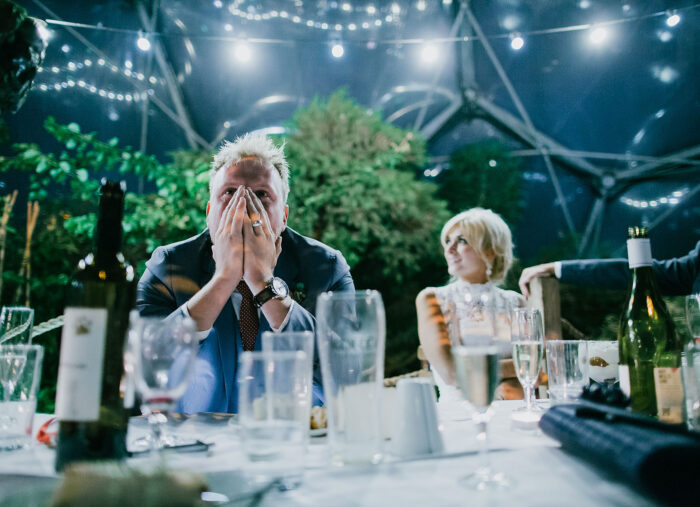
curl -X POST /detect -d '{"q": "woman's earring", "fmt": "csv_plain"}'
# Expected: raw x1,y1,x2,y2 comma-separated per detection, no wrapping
486,266,492,278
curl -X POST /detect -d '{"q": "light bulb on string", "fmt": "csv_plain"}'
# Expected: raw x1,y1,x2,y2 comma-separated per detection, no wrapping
331,42,344,58
420,42,439,65
588,25,608,45
137,32,151,51
666,11,680,27
234,41,252,63
510,34,524,50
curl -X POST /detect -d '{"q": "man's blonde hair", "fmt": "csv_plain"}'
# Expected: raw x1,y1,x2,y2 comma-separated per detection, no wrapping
440,207,514,283
210,132,290,201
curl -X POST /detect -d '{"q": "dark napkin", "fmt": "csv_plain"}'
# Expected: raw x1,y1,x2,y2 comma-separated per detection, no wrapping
539,403,700,506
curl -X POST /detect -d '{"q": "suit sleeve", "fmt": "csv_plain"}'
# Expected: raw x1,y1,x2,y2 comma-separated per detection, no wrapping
136,247,182,318
559,240,700,296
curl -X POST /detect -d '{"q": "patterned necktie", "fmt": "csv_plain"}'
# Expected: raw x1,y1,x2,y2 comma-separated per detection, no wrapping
237,281,259,351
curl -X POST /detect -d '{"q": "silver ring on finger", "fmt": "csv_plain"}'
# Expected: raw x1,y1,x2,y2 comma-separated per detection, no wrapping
252,219,263,228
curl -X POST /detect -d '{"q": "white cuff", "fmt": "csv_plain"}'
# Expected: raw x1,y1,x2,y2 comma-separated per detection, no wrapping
268,300,295,333
181,302,212,342
553,261,562,279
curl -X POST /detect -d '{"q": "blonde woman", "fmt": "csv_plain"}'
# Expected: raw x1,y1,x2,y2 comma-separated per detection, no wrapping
416,208,525,407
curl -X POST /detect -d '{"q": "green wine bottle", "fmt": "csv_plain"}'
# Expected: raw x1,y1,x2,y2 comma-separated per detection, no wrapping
55,180,136,471
618,227,683,422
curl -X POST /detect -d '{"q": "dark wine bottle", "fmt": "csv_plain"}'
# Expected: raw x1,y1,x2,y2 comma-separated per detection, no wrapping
618,227,683,422
55,180,136,471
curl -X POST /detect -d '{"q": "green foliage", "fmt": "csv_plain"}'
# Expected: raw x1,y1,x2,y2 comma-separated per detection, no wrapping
0,117,213,411
284,90,451,374
436,139,523,223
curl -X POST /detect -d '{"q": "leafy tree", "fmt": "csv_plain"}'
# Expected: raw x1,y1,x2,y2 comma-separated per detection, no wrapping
0,117,212,410
436,139,523,223
284,90,451,373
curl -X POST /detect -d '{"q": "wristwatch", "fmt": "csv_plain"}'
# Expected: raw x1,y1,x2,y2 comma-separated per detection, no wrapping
253,277,289,308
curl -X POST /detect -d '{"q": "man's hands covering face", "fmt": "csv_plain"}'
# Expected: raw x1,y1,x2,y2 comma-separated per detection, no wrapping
243,188,282,292
211,186,282,293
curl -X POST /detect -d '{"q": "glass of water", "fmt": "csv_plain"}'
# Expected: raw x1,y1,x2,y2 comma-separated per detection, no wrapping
453,345,508,490
0,344,43,451
546,340,589,403
511,308,544,415
316,290,386,465
238,350,311,490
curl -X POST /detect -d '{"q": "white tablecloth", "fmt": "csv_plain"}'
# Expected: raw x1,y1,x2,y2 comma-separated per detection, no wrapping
0,401,650,506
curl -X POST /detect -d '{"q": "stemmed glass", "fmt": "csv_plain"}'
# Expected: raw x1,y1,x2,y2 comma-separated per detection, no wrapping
511,308,544,417
130,313,198,461
683,295,700,429
448,286,496,348
453,345,508,490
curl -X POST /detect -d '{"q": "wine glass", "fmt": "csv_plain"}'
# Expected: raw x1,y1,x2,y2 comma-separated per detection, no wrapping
453,345,508,490
511,308,544,417
683,295,700,429
449,286,496,348
131,314,198,461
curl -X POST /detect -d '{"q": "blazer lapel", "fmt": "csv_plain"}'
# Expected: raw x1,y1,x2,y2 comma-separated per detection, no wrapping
275,229,299,288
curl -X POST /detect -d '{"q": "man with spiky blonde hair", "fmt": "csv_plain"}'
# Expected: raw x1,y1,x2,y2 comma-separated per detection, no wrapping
138,132,354,413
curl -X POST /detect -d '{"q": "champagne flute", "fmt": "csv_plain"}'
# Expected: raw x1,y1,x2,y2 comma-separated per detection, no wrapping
131,314,198,461
511,308,544,415
453,345,508,490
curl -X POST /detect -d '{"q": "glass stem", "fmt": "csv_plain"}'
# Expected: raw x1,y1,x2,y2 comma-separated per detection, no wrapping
147,412,167,466
525,385,533,411
475,416,491,475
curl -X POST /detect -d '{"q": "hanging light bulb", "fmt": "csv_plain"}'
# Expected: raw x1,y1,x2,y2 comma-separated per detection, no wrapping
420,42,439,65
235,41,252,62
588,25,608,45
666,11,681,27
510,34,524,50
137,32,151,51
331,42,345,58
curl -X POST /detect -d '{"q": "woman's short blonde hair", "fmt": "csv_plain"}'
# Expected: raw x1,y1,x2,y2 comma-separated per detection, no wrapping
440,208,514,283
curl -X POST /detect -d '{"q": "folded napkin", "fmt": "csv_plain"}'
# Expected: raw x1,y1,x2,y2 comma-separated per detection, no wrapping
539,403,700,506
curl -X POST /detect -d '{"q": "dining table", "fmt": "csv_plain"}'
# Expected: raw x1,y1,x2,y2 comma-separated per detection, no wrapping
0,400,652,506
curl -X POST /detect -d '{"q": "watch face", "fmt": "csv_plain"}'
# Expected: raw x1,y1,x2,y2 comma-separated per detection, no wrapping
272,278,289,298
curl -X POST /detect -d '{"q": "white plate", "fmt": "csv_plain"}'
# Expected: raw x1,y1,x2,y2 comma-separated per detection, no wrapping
310,428,327,437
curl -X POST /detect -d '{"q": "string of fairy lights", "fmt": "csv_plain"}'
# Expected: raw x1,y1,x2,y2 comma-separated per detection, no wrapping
620,188,689,209
28,1,698,211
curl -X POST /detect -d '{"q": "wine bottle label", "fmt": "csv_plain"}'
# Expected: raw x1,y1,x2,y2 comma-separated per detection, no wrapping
55,307,108,421
653,367,684,424
618,365,631,396
626,238,652,268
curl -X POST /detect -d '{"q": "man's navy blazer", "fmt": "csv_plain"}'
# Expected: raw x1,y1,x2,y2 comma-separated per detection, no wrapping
136,227,354,413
